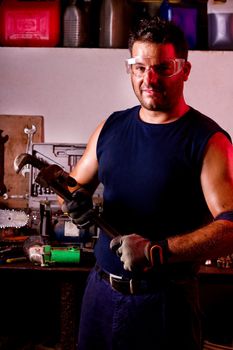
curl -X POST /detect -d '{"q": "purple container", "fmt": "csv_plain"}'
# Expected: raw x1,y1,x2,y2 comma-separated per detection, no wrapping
172,7,198,49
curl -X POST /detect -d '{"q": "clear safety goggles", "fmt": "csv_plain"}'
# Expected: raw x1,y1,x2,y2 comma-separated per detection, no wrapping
125,56,186,78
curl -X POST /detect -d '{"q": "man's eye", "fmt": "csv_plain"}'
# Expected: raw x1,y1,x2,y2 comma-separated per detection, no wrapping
157,63,173,74
134,64,146,73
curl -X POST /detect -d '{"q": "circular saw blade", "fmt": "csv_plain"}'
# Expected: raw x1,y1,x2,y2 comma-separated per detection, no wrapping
0,209,29,228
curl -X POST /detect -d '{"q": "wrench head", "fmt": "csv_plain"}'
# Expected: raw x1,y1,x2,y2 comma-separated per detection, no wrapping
14,153,31,173
24,124,37,135
14,153,46,174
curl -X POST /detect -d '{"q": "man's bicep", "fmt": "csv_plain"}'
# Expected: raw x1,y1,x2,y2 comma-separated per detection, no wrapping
201,132,233,217
69,120,105,191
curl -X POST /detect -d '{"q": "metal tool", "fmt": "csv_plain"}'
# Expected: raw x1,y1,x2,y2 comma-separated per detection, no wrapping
23,235,81,267
0,209,29,228
0,130,9,197
14,153,120,239
21,124,36,176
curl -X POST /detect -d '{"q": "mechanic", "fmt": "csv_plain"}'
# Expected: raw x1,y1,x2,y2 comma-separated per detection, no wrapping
63,16,233,350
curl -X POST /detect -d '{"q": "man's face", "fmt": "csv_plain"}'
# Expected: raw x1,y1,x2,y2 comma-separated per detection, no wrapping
130,41,190,113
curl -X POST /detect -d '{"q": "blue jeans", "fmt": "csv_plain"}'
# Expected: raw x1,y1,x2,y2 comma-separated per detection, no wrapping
77,268,202,350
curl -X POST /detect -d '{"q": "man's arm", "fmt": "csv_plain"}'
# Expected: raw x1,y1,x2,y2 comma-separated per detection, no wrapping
168,131,233,262
57,120,105,209
114,132,233,271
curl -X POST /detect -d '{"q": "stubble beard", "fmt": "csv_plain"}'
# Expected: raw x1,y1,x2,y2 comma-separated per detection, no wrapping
136,88,169,112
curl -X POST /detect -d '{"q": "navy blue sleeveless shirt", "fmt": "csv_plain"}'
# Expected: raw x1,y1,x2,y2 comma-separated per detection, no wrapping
95,105,231,277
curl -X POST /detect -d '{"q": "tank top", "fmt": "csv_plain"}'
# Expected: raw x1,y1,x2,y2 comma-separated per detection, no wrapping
95,105,231,277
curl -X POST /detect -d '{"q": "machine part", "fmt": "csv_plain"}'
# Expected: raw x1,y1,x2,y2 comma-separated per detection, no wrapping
23,235,81,266
28,245,44,265
0,130,9,197
21,124,37,176
44,245,81,265
39,200,52,238
28,245,81,266
29,142,103,211
0,209,29,228
14,152,120,239
27,143,103,209
2,193,29,200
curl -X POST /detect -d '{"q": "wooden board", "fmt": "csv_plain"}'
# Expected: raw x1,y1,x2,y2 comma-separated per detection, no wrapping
0,115,44,209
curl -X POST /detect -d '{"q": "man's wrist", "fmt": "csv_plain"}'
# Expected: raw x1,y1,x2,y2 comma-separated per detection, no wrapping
144,239,170,267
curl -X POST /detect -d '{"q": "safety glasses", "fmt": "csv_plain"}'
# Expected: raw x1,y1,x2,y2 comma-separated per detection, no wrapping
125,56,186,78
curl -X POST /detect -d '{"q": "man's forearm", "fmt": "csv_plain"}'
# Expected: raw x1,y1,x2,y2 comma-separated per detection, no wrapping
168,220,233,263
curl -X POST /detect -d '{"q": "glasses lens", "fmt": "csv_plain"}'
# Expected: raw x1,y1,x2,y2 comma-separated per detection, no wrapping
131,63,146,77
126,58,185,78
156,60,175,76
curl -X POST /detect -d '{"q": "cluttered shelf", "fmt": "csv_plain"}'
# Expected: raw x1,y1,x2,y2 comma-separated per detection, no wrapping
0,0,233,51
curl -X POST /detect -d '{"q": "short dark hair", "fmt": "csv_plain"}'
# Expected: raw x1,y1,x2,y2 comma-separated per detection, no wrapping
128,16,188,60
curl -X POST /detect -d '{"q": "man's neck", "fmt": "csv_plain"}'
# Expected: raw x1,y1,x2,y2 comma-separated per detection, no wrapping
140,103,190,124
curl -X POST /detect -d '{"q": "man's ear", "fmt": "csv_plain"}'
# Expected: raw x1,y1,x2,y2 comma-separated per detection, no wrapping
183,61,191,82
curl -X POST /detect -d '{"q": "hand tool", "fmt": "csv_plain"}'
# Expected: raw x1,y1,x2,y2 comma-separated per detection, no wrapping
23,235,81,266
21,124,37,176
0,130,9,197
14,153,120,239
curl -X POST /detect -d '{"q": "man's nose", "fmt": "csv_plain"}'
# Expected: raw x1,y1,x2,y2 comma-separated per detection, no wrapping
144,67,159,84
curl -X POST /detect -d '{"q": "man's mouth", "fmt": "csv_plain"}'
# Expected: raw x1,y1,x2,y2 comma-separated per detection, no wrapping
142,88,164,96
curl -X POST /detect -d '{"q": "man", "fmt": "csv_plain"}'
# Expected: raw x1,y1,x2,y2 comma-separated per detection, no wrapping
64,17,233,350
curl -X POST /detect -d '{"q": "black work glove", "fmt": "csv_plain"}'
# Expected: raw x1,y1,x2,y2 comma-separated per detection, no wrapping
62,187,93,227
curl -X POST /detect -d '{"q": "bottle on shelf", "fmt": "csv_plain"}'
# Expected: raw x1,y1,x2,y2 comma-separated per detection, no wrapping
99,0,133,48
63,0,85,47
159,0,172,21
207,0,233,50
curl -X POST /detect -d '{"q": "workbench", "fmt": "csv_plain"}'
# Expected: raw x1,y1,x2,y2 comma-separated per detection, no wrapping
0,263,232,350
198,265,233,346
0,262,92,350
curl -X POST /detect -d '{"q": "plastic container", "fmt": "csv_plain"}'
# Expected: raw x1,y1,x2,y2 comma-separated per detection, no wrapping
63,0,84,47
159,0,172,21
208,0,233,50
99,0,132,48
63,0,93,47
172,7,198,49
0,0,61,47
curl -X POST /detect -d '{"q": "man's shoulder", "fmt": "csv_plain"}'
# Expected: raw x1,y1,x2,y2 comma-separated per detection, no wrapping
188,107,222,129
188,107,231,142
109,105,140,120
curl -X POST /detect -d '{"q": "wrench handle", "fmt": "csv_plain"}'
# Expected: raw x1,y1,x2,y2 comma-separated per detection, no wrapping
92,214,120,239
48,181,73,202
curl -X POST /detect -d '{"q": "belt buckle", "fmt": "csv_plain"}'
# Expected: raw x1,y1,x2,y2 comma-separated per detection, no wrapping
109,274,140,295
109,273,122,287
129,279,140,294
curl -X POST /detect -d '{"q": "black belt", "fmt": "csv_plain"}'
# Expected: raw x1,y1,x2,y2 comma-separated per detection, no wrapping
95,265,166,295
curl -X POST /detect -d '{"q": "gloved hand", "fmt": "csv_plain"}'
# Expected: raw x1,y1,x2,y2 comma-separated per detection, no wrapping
110,234,151,272
62,187,93,227
110,234,169,272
